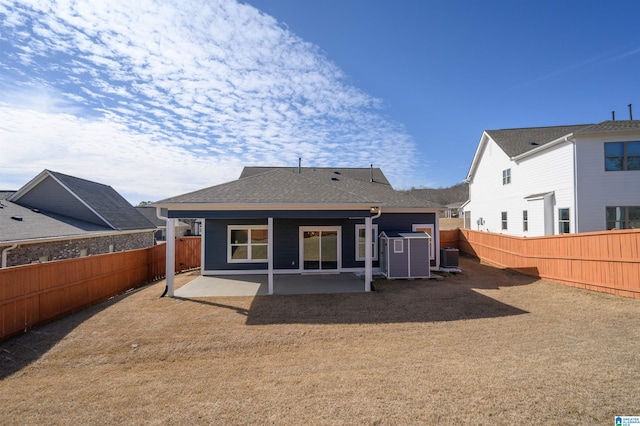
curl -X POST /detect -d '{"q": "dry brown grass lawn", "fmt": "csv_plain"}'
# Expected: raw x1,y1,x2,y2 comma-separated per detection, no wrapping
1,256,639,425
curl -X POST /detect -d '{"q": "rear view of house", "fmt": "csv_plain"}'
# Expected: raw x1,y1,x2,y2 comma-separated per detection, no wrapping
152,166,443,295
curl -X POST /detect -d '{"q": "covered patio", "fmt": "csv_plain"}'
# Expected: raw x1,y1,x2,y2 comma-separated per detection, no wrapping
175,273,368,297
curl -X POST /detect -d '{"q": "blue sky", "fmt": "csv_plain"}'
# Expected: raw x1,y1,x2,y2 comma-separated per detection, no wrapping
1,0,639,204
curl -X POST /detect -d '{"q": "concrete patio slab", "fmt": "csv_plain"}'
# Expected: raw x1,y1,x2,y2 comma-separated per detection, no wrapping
174,273,366,297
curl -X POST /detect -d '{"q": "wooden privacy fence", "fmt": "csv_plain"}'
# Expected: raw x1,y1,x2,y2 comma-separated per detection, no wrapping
457,228,640,300
0,237,201,340
439,229,460,249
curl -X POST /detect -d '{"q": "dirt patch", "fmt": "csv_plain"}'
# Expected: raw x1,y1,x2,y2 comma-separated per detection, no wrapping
1,256,638,424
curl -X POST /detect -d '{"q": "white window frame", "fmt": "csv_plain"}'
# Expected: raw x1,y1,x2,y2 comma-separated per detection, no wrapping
227,225,269,263
355,224,378,261
558,208,570,234
412,224,435,260
393,239,404,253
502,168,511,185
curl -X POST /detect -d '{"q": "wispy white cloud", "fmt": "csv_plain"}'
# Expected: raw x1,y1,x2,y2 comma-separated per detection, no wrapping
0,0,418,203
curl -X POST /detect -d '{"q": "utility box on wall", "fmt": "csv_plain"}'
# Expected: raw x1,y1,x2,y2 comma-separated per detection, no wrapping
379,231,431,279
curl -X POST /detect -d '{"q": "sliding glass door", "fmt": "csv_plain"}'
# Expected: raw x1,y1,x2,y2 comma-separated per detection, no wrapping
300,227,340,271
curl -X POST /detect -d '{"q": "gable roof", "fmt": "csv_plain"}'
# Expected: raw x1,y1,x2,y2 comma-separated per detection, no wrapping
486,124,591,158
155,167,441,210
467,120,640,182
0,199,117,244
8,170,154,231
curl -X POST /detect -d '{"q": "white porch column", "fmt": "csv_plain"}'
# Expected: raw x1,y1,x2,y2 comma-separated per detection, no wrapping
166,218,176,297
364,216,372,291
268,217,274,295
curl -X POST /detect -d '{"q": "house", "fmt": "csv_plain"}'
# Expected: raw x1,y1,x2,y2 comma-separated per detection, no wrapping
1,170,156,267
152,166,443,295
463,120,640,236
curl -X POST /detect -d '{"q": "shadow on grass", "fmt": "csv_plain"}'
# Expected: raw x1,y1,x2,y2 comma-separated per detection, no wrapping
0,284,151,380
245,256,535,326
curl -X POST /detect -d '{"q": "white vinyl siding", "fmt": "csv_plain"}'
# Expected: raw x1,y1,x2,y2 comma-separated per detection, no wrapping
466,137,575,236
575,135,640,232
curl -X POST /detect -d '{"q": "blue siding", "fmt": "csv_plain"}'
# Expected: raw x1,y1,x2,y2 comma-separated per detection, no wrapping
203,212,436,271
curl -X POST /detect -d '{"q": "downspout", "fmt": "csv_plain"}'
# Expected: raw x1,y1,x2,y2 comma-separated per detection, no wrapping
156,208,170,298
571,137,579,233
2,244,18,268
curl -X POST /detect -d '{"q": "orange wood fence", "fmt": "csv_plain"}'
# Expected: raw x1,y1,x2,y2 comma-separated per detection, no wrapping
439,229,460,249
457,228,640,300
1,237,201,340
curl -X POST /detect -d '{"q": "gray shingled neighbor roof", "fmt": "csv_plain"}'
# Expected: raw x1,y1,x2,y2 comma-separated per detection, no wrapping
574,120,640,135
9,170,154,231
156,167,441,210
486,124,592,158
485,120,640,158
0,200,114,243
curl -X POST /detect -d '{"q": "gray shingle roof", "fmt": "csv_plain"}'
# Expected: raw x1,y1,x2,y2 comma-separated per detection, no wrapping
0,200,114,243
486,124,592,157
9,170,154,231
239,166,392,186
574,120,640,135
156,167,441,209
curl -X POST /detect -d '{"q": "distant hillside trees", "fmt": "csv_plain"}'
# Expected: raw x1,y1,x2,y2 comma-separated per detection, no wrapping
402,182,468,206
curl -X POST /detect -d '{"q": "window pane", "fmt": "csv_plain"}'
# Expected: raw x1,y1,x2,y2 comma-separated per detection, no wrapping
560,222,570,233
627,142,640,155
358,243,366,259
628,207,640,220
231,245,247,259
605,157,623,171
606,207,622,221
251,229,268,243
230,230,247,244
627,156,640,170
251,245,267,259
605,142,624,156
559,208,570,220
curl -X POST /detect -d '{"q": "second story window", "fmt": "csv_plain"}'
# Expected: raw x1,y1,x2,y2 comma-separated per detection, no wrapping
523,210,528,232
501,211,508,230
502,168,511,185
605,141,640,171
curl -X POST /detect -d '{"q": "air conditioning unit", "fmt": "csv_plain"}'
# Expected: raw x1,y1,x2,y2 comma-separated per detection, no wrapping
440,247,459,268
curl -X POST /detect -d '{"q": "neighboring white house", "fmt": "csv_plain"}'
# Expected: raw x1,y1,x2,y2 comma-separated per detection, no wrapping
463,120,640,236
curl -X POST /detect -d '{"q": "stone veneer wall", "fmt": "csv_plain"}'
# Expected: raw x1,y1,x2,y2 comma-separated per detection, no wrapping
1,231,155,267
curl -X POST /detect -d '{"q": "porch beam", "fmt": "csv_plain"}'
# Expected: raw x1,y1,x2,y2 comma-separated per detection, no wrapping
268,217,274,295
365,216,372,291
166,218,176,297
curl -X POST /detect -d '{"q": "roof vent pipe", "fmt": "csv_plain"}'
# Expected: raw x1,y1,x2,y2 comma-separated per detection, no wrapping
629,104,633,120
612,110,615,121
370,164,374,182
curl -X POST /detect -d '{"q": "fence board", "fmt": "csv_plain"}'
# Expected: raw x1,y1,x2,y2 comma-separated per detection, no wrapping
0,237,201,340
458,228,640,300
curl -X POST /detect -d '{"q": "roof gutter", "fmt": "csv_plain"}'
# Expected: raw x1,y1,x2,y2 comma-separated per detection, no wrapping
2,244,18,268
